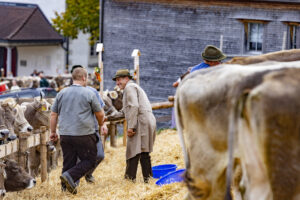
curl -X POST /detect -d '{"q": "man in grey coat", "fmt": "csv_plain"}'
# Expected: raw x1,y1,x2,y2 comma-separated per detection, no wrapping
113,69,156,183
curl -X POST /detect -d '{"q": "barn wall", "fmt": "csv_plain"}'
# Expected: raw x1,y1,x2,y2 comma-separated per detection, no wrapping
102,0,300,127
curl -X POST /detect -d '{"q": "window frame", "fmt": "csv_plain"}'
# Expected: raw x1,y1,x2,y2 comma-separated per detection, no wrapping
285,22,300,49
239,19,267,54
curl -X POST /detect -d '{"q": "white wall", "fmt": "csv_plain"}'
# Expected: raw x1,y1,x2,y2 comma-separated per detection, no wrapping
3,0,94,74
17,45,65,76
69,31,94,73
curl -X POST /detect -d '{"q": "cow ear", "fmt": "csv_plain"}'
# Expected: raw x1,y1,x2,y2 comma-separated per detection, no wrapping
2,158,8,164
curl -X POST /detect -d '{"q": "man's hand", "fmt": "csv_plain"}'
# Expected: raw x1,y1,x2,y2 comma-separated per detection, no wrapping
50,132,58,142
101,124,108,136
128,128,136,137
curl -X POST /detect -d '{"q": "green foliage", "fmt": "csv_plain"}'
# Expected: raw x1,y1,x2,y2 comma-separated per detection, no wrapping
52,0,99,45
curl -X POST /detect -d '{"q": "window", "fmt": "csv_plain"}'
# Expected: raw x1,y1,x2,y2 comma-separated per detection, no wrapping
90,45,95,56
90,44,99,56
288,24,298,49
243,22,264,53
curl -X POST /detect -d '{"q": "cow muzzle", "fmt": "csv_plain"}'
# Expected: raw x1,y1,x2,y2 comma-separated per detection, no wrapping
0,189,6,197
26,178,36,189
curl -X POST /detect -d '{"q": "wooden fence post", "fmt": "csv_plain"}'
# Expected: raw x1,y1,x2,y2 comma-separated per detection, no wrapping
131,49,140,85
96,43,104,97
40,126,47,182
123,120,127,146
18,133,29,170
109,122,117,147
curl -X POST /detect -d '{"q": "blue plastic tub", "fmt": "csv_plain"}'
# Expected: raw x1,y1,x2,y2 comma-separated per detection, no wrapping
152,164,177,179
155,169,186,186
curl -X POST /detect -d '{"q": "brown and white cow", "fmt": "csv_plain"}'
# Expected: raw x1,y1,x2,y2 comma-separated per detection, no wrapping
102,88,124,121
226,49,300,65
227,68,300,200
0,106,10,143
20,97,52,130
0,162,6,199
3,159,36,192
175,61,300,200
0,98,33,136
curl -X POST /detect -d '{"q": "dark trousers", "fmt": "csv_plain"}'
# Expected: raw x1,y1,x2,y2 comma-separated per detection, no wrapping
60,134,97,182
86,131,104,176
125,152,153,182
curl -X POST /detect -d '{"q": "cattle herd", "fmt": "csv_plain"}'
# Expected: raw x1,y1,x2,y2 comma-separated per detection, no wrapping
0,96,55,198
176,49,300,200
0,79,125,198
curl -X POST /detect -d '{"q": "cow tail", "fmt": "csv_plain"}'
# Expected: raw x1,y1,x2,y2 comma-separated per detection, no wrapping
174,93,190,169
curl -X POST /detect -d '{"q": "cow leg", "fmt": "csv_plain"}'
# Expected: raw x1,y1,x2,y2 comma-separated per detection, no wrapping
28,147,40,178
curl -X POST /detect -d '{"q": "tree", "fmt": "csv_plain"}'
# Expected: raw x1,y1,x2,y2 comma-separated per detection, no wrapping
52,0,99,45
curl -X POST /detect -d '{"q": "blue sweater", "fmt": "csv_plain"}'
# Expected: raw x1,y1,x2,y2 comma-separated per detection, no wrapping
190,62,209,73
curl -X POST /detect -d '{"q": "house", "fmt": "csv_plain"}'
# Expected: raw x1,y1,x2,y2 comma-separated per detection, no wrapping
0,2,64,76
100,0,300,127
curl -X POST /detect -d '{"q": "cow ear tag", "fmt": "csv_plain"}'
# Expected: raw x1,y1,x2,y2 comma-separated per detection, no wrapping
42,105,47,111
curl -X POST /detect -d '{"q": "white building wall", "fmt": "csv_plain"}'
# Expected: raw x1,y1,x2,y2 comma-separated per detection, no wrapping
68,32,94,73
2,0,93,74
17,45,65,76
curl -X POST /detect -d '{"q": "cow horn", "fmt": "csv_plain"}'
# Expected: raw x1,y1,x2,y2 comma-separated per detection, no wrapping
40,92,43,101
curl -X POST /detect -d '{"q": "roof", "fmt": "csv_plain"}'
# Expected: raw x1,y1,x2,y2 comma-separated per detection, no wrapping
0,2,63,45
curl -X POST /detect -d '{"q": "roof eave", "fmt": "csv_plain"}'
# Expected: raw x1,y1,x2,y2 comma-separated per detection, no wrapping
0,39,63,47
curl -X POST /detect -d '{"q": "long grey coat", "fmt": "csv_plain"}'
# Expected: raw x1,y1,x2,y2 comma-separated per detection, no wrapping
123,81,156,160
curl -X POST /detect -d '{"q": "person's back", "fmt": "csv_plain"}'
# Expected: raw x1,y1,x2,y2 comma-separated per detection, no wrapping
54,85,99,136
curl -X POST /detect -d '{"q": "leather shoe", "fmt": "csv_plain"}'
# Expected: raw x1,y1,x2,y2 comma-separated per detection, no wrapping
85,174,95,183
60,172,77,194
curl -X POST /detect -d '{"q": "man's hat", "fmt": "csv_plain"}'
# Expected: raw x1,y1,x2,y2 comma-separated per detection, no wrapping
202,45,226,61
112,69,132,81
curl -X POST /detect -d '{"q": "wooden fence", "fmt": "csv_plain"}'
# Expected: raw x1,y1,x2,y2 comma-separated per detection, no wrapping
0,126,49,182
104,97,174,148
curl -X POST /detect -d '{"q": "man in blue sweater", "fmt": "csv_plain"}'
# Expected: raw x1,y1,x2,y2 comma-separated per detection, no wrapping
190,45,226,73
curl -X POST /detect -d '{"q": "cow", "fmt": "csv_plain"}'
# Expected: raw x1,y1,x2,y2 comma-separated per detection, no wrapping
226,68,300,200
3,159,36,192
28,142,56,177
0,162,6,199
0,102,18,141
175,61,300,200
0,106,10,143
0,98,33,136
20,97,52,130
226,49,300,65
102,88,124,121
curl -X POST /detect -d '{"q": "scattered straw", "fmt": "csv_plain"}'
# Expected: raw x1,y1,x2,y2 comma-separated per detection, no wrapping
4,129,187,200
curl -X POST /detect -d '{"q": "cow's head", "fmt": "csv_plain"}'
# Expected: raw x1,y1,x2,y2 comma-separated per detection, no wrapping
0,102,15,141
3,159,36,192
1,98,33,135
21,98,51,129
0,106,10,142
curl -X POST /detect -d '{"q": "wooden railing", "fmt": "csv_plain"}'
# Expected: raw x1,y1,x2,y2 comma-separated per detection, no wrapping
0,126,49,182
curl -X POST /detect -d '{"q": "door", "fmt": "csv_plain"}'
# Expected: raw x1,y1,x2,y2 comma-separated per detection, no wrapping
0,47,7,77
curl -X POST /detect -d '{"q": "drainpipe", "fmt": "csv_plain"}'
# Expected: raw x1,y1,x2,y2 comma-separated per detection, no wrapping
99,0,105,43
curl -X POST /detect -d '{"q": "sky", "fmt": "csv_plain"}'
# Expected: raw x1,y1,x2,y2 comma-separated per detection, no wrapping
1,0,65,22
